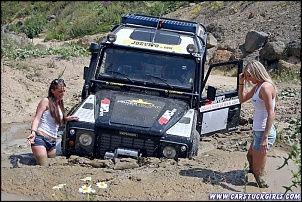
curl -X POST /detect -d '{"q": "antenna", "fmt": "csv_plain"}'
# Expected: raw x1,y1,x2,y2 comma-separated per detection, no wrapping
152,4,165,44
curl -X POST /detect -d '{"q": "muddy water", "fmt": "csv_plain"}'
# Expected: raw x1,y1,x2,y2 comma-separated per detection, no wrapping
1,122,57,201
1,122,38,200
1,122,301,201
246,152,301,194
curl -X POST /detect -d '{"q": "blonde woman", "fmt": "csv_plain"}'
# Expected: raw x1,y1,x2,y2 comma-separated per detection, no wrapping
238,60,278,188
27,79,78,166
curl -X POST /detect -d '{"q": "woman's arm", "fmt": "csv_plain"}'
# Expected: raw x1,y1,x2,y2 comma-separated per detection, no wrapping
259,82,276,152
238,73,255,103
65,115,79,122
27,98,48,145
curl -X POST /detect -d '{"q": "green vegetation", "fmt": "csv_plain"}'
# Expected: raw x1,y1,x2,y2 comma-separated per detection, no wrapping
276,88,301,193
272,70,301,84
1,1,192,60
278,87,300,100
1,1,192,41
1,33,90,60
277,136,301,194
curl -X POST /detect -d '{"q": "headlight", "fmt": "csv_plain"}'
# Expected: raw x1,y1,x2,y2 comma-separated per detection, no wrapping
107,33,117,43
186,44,196,53
163,146,176,159
79,133,93,146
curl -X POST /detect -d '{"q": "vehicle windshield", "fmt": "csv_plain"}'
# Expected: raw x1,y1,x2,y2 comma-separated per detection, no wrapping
99,48,196,89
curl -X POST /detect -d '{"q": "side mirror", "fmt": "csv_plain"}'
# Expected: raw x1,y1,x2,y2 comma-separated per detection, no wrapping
207,86,216,101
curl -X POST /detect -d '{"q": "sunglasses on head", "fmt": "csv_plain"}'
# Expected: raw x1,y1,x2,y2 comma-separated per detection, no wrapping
51,78,65,85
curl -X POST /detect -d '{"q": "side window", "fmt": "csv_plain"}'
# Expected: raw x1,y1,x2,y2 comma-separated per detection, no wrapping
206,64,238,94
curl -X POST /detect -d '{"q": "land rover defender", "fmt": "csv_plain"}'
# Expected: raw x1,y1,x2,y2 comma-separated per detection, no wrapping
61,13,243,160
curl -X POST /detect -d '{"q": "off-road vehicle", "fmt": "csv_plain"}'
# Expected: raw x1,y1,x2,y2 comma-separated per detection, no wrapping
61,13,243,160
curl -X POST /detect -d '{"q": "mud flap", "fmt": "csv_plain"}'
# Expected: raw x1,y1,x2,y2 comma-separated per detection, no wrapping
190,130,200,158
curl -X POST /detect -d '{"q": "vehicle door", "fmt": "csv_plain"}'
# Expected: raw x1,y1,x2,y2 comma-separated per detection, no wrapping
199,60,243,135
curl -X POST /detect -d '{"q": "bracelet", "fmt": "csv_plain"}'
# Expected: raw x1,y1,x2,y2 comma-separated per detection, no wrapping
31,129,36,134
239,84,244,85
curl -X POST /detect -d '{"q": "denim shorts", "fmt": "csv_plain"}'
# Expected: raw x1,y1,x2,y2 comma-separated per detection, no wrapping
252,125,276,152
32,133,57,152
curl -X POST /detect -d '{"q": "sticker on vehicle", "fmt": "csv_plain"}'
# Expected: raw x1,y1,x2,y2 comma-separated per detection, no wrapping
117,99,159,108
122,39,182,52
100,98,110,116
158,108,177,125
199,99,239,112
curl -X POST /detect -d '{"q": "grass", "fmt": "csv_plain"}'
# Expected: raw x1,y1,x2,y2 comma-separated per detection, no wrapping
275,87,301,193
277,137,301,195
1,1,191,41
272,70,301,84
1,1,191,60
1,33,90,61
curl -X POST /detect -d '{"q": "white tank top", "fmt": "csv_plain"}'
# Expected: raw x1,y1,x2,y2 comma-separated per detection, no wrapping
38,108,63,139
251,82,275,131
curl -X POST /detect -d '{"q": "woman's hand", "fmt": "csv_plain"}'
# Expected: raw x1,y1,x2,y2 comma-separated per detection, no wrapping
260,138,269,154
239,72,245,84
66,115,79,122
27,133,35,146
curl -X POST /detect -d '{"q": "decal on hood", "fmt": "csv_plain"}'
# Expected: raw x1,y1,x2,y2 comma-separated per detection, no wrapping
105,93,187,128
117,99,160,109
100,98,110,116
158,108,177,125
122,39,182,52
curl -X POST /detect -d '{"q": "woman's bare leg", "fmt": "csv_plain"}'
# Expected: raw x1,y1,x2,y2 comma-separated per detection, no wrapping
47,149,57,158
252,150,268,188
247,141,253,173
31,146,49,166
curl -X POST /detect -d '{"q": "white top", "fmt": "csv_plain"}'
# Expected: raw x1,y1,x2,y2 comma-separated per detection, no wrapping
38,108,63,139
251,82,275,131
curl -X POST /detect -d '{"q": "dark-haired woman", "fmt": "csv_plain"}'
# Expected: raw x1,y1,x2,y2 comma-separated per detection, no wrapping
27,79,78,166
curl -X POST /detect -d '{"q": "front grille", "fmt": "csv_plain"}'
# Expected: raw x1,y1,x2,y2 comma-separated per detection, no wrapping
98,132,158,157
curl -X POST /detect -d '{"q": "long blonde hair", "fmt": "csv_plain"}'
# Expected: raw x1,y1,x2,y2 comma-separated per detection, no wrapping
243,60,278,101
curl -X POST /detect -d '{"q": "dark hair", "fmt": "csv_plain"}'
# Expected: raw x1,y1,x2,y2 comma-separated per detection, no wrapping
48,79,66,125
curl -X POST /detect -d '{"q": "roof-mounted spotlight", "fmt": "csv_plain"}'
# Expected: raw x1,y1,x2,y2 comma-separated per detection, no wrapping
107,33,117,43
186,44,196,53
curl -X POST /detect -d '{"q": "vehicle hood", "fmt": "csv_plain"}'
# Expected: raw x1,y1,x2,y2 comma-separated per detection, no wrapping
95,89,189,134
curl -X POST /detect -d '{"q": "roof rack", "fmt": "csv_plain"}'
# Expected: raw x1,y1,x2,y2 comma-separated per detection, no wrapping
121,13,198,33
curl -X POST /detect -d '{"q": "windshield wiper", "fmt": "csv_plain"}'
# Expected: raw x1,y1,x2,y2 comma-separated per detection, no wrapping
145,74,173,88
106,69,134,83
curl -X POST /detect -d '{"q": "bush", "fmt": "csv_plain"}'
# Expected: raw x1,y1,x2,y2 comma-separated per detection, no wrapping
2,1,191,41
20,14,47,39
